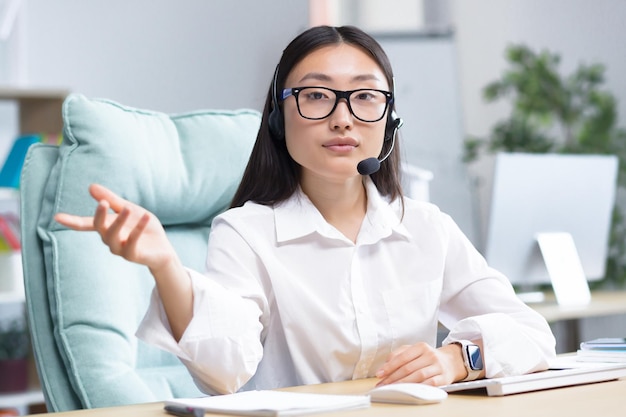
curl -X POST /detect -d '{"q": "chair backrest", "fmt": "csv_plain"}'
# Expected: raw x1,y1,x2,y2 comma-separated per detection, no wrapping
20,94,260,411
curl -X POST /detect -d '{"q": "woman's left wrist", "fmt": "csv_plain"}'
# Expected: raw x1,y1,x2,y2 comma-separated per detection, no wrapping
441,342,470,382
451,340,484,382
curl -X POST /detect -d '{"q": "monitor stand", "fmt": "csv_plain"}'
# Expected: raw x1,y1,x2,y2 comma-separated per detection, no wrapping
535,232,591,306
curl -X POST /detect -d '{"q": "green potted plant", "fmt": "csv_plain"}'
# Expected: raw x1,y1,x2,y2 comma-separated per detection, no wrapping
0,316,30,393
463,44,626,288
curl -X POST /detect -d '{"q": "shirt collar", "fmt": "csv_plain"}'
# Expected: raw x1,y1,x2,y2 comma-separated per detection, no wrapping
274,177,411,244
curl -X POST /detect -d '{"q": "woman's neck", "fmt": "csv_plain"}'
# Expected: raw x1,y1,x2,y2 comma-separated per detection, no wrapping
300,175,367,243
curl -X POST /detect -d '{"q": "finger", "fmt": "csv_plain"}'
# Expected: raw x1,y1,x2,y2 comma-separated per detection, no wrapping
376,356,415,386
93,199,111,232
377,357,422,385
377,345,417,378
126,211,151,243
54,213,96,231
103,206,132,251
377,358,439,386
122,212,151,258
89,184,134,214
376,344,435,385
381,362,441,386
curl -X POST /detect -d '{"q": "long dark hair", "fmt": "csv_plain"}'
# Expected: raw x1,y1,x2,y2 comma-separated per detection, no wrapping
230,25,404,208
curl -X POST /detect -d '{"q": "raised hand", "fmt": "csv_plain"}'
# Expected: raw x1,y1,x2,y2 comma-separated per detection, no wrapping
54,183,177,272
54,183,193,340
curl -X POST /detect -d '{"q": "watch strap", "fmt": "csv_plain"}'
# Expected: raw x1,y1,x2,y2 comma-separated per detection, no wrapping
454,340,482,382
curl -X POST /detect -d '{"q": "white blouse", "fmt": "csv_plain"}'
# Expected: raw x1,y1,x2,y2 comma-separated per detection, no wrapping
137,178,556,395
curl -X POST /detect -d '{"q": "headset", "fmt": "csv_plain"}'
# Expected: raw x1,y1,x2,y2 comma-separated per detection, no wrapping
268,64,402,142
268,65,285,140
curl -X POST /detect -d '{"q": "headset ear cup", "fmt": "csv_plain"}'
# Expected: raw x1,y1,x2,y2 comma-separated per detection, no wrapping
384,112,402,141
268,107,284,140
384,121,393,141
269,64,285,141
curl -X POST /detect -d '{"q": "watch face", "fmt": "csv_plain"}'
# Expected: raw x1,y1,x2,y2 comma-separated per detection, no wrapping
466,345,483,370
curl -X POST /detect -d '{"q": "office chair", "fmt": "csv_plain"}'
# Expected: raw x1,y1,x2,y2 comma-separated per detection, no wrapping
20,94,260,411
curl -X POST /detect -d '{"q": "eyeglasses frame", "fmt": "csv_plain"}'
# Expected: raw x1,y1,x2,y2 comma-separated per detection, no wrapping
281,86,394,123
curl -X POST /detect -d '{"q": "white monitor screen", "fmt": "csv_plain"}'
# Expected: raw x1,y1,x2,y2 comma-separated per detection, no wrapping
485,152,618,287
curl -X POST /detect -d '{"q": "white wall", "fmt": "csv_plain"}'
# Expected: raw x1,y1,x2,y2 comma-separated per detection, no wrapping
0,1,307,165
453,0,626,138
450,0,626,246
377,34,477,243
0,0,308,163
22,0,309,113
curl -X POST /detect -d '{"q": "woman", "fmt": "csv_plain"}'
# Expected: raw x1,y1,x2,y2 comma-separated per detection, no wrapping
55,25,556,395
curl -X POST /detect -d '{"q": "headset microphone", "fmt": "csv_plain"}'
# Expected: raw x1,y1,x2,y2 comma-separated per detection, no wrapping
357,116,403,175
356,157,381,176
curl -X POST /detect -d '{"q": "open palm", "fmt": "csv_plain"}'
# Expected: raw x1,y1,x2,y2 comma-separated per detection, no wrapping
54,183,176,270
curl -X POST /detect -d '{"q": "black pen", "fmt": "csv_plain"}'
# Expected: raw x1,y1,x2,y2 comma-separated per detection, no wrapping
164,405,205,417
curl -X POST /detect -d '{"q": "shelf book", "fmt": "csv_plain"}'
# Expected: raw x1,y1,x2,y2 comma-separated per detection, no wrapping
0,133,62,189
0,213,20,251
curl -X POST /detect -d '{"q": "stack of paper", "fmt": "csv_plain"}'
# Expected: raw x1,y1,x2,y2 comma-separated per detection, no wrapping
577,338,626,363
164,390,370,417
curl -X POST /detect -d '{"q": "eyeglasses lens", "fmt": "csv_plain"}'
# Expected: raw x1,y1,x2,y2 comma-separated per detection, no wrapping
295,87,389,122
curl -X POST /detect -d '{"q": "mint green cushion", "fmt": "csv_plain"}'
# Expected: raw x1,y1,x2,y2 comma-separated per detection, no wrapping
36,94,260,408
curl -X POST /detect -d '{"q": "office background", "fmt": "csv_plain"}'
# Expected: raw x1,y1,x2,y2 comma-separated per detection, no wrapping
2,0,625,244
1,0,625,344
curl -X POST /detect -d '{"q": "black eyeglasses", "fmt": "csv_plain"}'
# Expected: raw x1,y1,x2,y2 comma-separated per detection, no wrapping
281,86,393,123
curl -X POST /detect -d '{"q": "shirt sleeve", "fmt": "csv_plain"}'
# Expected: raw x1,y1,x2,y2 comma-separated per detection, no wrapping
436,213,556,377
136,216,267,395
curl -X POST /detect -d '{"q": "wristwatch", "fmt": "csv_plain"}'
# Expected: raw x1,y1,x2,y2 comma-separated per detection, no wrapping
454,340,483,381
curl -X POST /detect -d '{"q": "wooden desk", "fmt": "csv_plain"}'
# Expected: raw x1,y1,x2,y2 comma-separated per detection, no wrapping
28,377,626,417
531,290,626,322
530,290,626,353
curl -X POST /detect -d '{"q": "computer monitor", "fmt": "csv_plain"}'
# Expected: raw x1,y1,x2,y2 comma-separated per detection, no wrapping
484,152,619,293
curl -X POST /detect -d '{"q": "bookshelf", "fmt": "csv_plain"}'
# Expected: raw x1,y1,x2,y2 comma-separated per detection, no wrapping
0,86,67,299
0,87,68,134
0,86,67,295
0,86,68,415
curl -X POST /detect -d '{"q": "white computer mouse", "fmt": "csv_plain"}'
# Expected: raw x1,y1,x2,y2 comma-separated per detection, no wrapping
368,382,448,405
